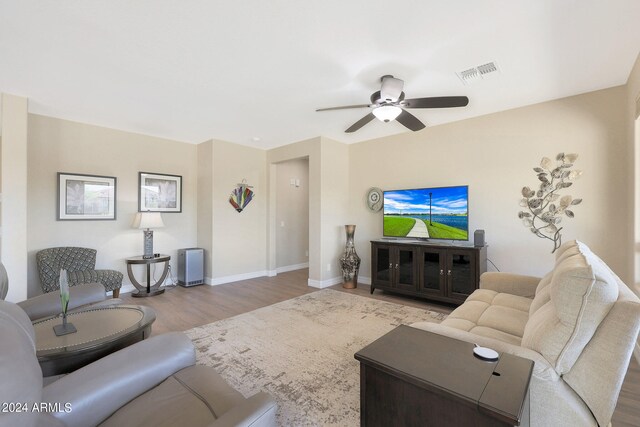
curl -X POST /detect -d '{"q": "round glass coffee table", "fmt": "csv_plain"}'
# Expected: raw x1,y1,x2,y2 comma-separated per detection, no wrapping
33,305,156,376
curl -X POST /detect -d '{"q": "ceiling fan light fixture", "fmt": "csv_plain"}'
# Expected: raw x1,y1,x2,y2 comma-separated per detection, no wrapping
317,75,468,133
372,105,402,122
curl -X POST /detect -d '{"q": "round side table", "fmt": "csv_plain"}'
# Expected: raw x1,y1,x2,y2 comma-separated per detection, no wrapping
125,255,170,297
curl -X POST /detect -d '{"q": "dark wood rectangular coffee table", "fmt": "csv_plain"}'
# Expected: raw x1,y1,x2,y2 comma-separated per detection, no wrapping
354,325,533,427
34,305,156,376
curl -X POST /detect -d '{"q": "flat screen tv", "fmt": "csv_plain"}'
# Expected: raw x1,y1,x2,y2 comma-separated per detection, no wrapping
383,185,469,240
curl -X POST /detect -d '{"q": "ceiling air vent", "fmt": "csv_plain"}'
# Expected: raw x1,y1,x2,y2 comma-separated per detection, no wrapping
458,68,479,82
457,61,500,85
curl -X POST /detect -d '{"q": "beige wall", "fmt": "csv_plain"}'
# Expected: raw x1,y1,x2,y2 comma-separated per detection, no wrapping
267,138,322,282
4,77,635,299
1,94,28,302
266,137,350,286
275,158,309,269
319,137,350,283
625,51,640,362
27,114,198,296
628,53,640,295
210,140,267,281
197,140,214,278
349,86,629,283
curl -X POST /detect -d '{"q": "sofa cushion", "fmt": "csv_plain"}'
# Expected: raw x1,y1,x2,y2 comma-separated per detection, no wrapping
99,365,245,427
521,241,618,374
529,277,552,315
562,282,640,427
493,293,532,313
554,239,582,262
478,305,529,337
440,289,532,346
529,245,585,315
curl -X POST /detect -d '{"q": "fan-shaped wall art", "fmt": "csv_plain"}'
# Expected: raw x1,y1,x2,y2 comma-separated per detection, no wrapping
229,179,254,213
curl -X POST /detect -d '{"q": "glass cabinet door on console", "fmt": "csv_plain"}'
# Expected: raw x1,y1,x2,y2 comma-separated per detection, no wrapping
370,240,486,305
447,249,477,301
394,247,418,292
372,245,393,288
418,248,445,296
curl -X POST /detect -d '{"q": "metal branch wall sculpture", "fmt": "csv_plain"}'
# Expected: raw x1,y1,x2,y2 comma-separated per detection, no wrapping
518,152,583,253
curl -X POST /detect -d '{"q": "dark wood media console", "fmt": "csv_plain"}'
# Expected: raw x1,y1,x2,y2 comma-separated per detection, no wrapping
370,239,487,305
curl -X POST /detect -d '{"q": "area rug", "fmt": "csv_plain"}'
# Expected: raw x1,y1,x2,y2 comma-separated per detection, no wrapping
185,289,447,426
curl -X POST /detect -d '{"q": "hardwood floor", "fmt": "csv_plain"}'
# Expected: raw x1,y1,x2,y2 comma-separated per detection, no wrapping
120,268,315,334
120,268,639,426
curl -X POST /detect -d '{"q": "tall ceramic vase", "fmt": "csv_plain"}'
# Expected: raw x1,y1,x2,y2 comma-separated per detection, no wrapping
340,225,361,289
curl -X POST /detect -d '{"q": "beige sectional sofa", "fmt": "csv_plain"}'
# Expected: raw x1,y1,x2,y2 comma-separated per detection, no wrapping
412,240,640,427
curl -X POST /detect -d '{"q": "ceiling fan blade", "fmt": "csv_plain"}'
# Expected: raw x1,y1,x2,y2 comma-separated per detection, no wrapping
345,113,375,133
396,109,426,132
380,75,404,102
316,104,371,112
402,96,469,109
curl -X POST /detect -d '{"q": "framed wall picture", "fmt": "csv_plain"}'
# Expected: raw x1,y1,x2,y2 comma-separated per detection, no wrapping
57,173,117,220
138,172,182,213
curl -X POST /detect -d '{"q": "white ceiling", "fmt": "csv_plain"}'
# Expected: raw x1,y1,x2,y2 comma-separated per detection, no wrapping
1,1,639,149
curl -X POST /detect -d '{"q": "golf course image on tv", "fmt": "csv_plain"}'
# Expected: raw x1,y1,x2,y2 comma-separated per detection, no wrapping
383,186,468,240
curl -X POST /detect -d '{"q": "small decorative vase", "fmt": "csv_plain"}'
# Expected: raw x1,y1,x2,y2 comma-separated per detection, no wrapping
340,225,361,289
53,269,77,336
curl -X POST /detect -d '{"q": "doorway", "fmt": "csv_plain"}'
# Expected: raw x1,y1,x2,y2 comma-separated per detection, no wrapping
275,158,310,273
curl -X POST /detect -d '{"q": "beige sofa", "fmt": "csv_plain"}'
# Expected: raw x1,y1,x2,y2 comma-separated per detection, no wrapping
412,240,640,427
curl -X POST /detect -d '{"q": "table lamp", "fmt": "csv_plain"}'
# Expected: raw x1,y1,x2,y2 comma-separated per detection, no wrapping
134,212,164,259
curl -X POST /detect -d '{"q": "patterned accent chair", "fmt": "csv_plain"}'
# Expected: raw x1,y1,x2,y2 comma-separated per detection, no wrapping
37,247,123,298
1,261,119,321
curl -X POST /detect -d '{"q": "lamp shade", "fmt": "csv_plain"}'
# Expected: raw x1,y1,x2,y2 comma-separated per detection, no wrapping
134,212,165,229
372,105,402,122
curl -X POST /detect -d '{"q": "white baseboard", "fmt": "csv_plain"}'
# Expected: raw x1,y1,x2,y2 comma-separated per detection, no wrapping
116,267,354,291
202,264,309,287
206,270,270,286
266,263,310,277
267,263,309,277
308,276,342,289
115,270,365,294
110,277,182,296
276,262,309,274
109,284,135,296
358,275,371,285
634,340,640,365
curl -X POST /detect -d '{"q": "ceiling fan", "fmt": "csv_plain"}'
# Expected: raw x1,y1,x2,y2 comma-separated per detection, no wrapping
316,75,469,133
